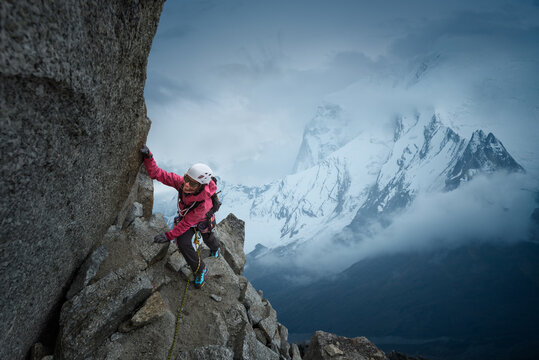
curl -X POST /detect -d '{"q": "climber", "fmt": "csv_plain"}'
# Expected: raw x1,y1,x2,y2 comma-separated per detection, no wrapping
140,145,221,289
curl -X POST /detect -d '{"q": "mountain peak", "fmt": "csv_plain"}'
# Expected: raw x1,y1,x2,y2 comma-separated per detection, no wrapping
292,104,354,173
445,129,524,190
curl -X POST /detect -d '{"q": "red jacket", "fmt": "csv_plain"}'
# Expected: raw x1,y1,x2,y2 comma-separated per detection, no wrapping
144,157,217,240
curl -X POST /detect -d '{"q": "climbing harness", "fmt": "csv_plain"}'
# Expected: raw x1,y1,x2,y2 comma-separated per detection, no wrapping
166,229,203,360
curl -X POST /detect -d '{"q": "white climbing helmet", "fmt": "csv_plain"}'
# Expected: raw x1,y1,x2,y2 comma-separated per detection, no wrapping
186,163,213,185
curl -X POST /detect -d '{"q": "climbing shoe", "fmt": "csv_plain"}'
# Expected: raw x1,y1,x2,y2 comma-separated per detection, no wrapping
194,267,207,289
210,247,220,258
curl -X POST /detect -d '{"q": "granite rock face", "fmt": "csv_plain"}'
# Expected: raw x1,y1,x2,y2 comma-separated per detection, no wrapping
0,1,165,358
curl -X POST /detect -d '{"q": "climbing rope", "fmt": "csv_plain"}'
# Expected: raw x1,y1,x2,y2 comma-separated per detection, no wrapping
167,229,202,360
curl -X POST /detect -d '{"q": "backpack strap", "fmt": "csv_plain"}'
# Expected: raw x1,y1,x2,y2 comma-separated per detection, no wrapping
177,184,202,218
205,191,222,219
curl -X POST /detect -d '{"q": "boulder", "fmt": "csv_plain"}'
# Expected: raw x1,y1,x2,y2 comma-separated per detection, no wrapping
241,280,267,325
124,202,144,228
176,345,234,360
119,291,167,332
96,307,177,360
0,1,165,357
303,331,388,360
167,251,188,272
66,245,108,300
278,323,291,358
128,214,170,266
52,211,295,360
258,302,279,343
324,344,344,357
290,343,302,360
57,268,153,360
214,214,246,275
235,323,280,360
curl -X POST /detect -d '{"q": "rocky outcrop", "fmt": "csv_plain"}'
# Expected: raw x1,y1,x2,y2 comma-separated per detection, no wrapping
50,166,295,359
304,331,389,360
0,1,165,358
52,173,412,360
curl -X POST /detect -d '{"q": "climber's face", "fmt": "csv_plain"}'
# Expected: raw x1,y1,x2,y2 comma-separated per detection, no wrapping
183,175,201,194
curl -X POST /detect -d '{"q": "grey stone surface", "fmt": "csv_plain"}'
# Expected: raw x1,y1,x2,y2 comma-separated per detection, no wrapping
57,268,153,360
180,264,193,280
128,215,170,266
119,292,167,332
146,266,171,291
97,307,176,360
235,323,280,360
0,1,165,358
303,331,388,360
259,304,278,343
324,344,344,357
176,345,234,360
124,202,143,228
66,245,108,300
241,281,266,325
255,328,268,345
50,211,295,360
167,251,188,272
290,343,302,360
137,165,154,220
278,323,291,358
214,214,246,275
116,164,153,228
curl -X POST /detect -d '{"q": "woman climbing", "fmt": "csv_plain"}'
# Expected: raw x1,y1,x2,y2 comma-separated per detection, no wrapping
140,145,220,289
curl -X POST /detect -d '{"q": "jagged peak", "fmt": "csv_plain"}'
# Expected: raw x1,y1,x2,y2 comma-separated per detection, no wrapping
393,111,420,141
293,103,351,173
468,129,488,152
445,129,524,190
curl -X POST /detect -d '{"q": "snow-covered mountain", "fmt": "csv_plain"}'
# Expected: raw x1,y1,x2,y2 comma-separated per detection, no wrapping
293,104,359,173
154,107,525,261
348,112,525,232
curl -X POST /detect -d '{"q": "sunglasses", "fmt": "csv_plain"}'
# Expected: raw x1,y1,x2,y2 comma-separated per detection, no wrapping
184,175,200,187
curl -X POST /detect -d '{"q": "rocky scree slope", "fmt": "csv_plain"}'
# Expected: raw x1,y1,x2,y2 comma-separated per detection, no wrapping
0,1,165,358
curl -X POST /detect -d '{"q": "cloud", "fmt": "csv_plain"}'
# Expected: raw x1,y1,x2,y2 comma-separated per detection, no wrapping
389,8,539,59
145,0,539,185
292,172,538,274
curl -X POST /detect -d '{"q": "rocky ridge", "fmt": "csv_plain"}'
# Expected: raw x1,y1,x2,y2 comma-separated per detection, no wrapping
28,165,391,360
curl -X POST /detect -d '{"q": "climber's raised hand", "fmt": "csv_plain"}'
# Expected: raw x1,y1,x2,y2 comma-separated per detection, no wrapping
140,145,152,159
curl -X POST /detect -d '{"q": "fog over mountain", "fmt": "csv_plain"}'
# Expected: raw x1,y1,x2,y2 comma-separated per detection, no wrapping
146,3,539,358
145,0,539,187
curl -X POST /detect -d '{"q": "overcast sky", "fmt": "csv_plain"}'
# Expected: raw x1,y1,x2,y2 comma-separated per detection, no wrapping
145,0,539,188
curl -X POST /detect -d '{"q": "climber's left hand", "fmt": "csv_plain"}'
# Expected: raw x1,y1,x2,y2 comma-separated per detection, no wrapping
153,233,169,244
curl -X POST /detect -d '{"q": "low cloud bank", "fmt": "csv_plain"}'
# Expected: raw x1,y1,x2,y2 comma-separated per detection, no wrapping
293,172,538,274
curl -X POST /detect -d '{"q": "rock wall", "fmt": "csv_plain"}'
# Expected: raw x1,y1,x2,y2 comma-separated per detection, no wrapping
0,1,165,358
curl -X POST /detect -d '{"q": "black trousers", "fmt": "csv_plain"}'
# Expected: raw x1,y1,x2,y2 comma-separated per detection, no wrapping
175,227,220,273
